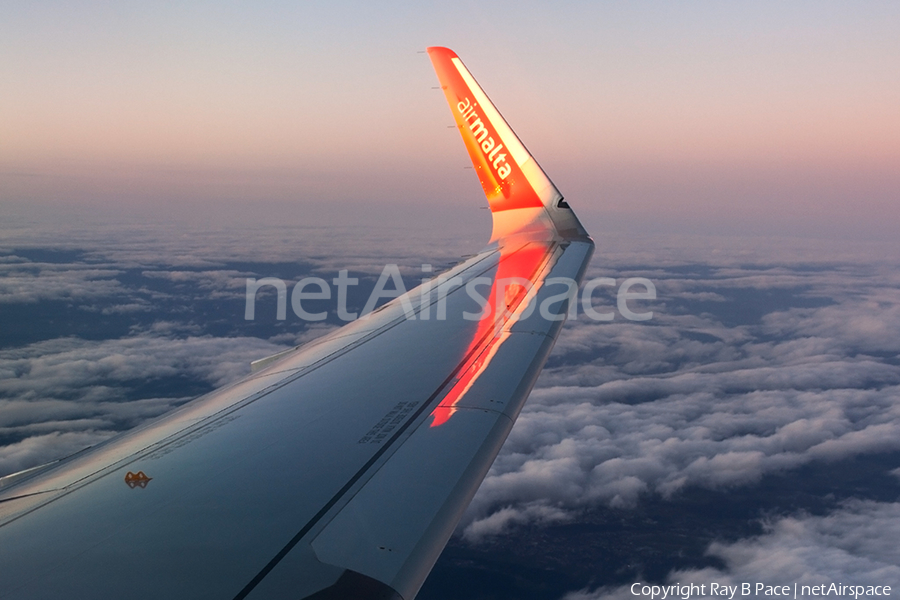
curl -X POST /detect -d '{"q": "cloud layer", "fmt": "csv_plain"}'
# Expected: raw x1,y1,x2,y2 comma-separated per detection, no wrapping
461,256,900,540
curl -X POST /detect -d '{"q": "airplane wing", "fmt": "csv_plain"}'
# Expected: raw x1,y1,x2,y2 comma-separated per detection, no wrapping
0,47,592,600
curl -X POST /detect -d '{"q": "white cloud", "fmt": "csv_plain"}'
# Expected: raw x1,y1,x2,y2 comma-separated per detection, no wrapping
462,503,571,543
462,256,900,537
564,500,900,600
0,261,124,304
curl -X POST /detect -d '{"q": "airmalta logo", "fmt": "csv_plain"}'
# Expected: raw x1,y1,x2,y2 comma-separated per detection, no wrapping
457,97,512,180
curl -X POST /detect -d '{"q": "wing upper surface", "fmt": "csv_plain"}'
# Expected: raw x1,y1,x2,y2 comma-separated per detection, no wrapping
0,49,593,600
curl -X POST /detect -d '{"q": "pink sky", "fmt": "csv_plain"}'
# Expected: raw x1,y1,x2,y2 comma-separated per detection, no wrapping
2,2,898,240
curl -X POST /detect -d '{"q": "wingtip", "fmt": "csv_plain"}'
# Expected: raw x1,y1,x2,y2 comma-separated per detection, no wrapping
425,46,457,58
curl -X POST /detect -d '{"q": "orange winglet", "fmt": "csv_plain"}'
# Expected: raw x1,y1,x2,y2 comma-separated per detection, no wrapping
427,47,562,217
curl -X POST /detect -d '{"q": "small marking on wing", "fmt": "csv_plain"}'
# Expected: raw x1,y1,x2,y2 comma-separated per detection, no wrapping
145,414,240,460
124,471,152,489
358,401,419,444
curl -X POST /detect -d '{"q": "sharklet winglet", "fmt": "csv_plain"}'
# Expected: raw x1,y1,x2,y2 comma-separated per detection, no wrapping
427,46,588,242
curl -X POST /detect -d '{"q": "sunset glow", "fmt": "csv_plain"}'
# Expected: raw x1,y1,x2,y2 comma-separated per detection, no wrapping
2,2,898,239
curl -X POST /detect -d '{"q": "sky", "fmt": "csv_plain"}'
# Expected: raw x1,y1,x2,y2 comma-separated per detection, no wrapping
2,3,900,599
2,1,899,239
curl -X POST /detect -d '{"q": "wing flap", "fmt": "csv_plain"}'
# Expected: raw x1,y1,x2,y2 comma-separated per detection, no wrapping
305,239,591,599
311,409,511,597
